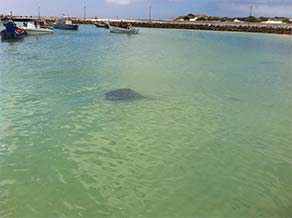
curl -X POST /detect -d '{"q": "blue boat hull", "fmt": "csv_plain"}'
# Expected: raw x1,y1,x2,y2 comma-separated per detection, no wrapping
53,24,79,30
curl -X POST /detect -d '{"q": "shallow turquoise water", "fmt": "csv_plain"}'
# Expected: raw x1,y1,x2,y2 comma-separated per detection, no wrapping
0,25,291,217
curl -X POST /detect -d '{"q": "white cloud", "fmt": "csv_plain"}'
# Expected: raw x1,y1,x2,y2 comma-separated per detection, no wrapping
105,0,143,5
105,0,184,5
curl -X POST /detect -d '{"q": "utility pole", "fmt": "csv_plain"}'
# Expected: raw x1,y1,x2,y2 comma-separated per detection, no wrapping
84,5,87,19
249,5,253,17
247,5,253,27
149,4,152,21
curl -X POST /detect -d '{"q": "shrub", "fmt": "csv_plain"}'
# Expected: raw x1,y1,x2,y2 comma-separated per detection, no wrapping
282,18,291,23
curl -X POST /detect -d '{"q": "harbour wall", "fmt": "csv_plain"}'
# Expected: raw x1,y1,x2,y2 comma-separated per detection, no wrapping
107,20,292,35
10,16,292,35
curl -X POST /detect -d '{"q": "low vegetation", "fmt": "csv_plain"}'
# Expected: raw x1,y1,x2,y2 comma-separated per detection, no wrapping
174,14,292,23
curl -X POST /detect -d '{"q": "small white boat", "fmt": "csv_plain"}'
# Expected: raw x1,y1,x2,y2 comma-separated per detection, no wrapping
108,23,139,34
22,21,54,35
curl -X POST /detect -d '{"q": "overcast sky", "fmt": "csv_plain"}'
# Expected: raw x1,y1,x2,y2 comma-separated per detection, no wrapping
0,0,291,19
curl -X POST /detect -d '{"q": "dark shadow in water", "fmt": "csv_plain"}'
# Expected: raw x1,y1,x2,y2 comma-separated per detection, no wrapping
104,88,145,101
227,96,242,102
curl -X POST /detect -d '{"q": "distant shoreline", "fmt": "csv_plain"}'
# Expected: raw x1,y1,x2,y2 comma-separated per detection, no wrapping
7,16,292,35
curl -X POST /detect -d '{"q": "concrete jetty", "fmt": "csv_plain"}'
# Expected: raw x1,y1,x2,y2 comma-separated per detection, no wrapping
9,16,292,35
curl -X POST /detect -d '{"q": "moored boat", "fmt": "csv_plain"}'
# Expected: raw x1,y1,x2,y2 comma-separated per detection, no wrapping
22,20,54,35
1,20,25,40
95,22,109,29
108,22,139,34
53,18,78,30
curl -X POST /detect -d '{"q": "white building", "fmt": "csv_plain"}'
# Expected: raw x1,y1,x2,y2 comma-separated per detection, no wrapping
262,19,283,24
189,17,198,22
233,19,243,23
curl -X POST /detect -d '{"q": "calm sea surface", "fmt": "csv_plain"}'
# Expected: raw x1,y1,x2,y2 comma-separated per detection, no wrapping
0,25,291,217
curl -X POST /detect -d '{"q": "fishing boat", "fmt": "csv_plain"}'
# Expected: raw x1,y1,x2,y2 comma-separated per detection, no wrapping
108,22,139,34
22,20,54,35
53,18,78,30
1,20,25,40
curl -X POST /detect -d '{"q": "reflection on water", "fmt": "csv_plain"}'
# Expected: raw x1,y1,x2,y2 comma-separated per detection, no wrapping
0,26,291,217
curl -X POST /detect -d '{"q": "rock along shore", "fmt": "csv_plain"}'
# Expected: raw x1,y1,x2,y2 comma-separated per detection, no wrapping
11,16,292,35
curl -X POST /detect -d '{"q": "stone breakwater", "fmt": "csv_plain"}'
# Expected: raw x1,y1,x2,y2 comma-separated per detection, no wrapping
108,20,292,35
10,17,292,35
